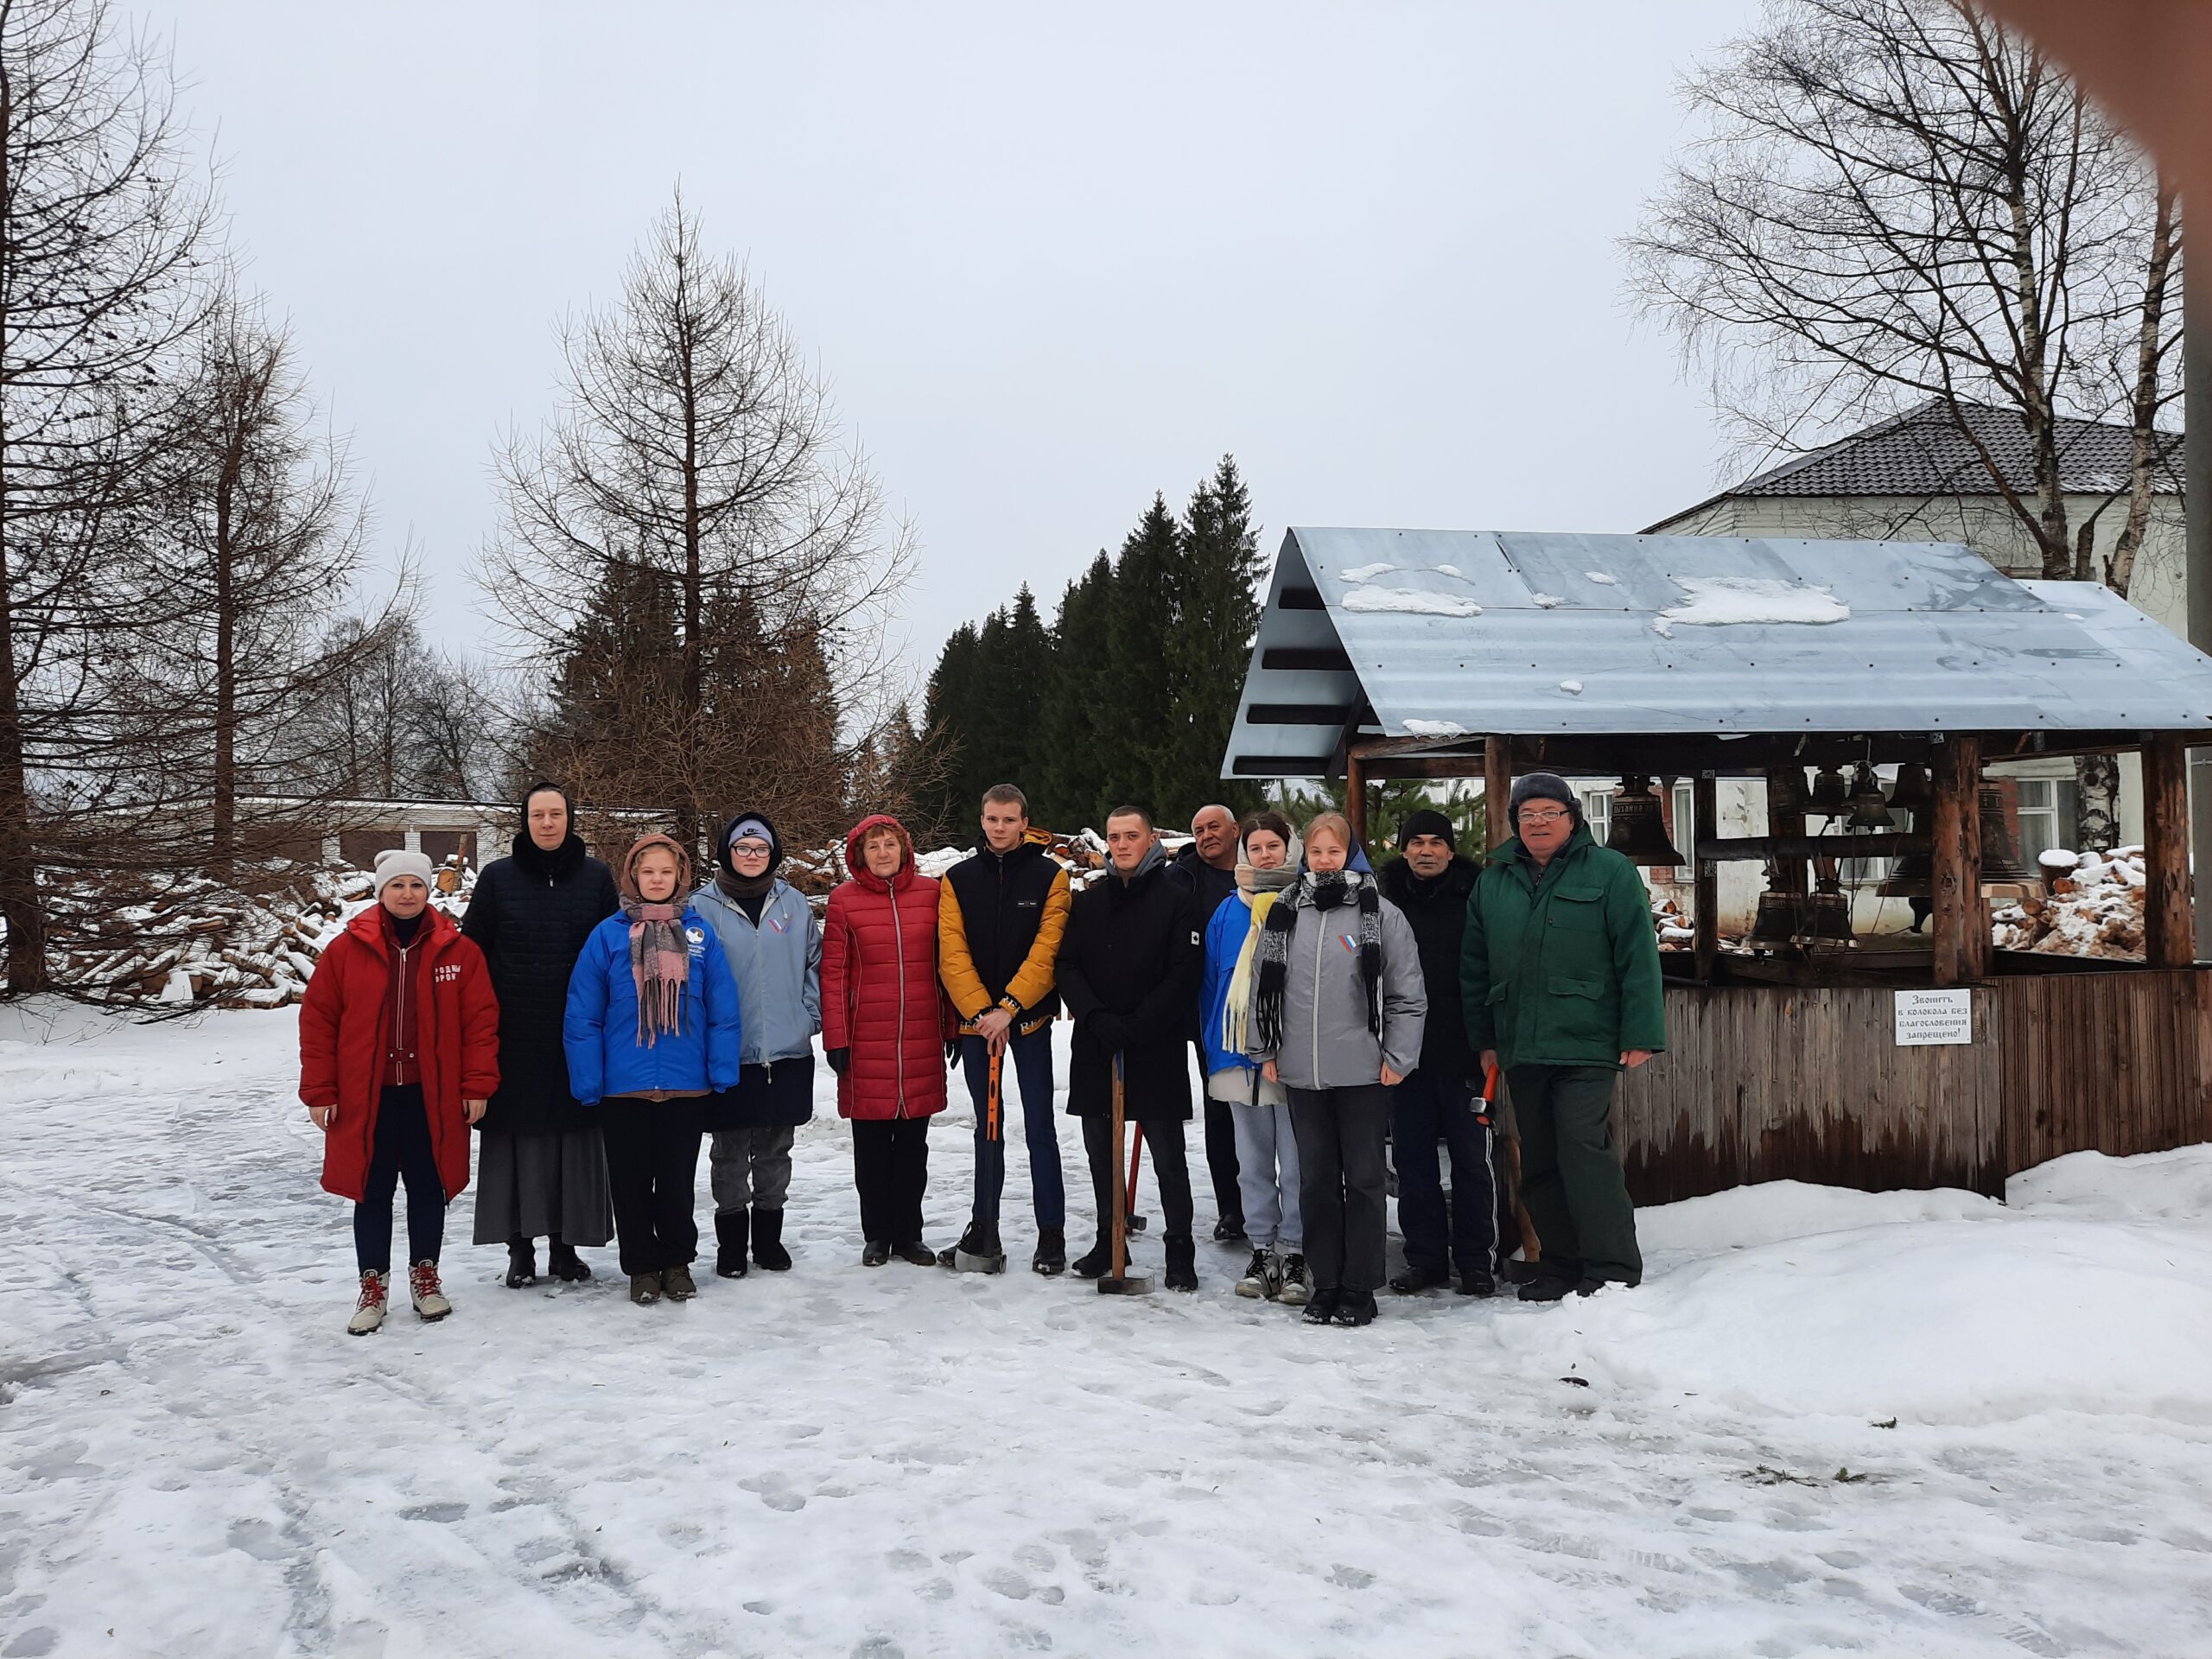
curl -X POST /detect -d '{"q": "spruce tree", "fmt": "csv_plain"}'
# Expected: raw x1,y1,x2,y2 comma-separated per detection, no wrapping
1103,495,1179,820
1033,553,1115,830
1161,454,1266,823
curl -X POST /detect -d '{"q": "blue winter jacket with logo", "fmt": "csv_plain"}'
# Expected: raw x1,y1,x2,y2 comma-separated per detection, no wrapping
563,906,744,1105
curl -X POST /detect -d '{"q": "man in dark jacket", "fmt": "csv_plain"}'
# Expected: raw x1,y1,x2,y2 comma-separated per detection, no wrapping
461,783,620,1287
1170,803,1245,1243
1059,806,1206,1289
1462,773,1665,1302
938,784,1072,1274
1377,809,1497,1298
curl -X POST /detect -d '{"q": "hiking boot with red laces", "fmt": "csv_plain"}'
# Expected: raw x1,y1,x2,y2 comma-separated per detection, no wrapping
347,1269,390,1335
408,1260,452,1321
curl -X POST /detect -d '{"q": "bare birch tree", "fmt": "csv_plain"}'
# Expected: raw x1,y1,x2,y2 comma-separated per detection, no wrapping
1624,0,2183,585
0,0,215,990
481,191,913,860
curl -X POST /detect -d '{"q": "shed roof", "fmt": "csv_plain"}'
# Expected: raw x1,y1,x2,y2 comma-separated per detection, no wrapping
1220,527,2212,779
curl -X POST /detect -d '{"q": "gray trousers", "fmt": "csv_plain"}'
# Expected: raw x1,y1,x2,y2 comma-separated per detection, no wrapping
1287,1084,1392,1294
709,1125,796,1214
1229,1097,1302,1252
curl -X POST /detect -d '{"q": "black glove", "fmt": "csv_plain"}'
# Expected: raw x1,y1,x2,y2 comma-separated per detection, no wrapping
825,1046,850,1076
1088,1011,1131,1052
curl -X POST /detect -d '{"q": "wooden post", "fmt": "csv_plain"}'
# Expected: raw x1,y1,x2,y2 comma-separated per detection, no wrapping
1484,736,1514,849
1344,750,1368,850
2145,733,2195,968
1931,736,1986,986
1693,772,1719,981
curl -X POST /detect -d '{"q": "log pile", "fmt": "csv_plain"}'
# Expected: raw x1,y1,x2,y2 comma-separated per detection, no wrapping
1991,847,2146,959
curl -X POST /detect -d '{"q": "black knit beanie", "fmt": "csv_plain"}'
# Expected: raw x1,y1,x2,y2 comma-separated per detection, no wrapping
1396,808,1456,850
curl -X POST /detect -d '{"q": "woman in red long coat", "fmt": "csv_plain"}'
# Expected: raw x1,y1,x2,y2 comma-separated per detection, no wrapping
300,849,499,1334
820,814,952,1265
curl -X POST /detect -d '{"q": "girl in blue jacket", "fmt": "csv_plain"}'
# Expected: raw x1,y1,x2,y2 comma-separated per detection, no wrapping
564,833,743,1306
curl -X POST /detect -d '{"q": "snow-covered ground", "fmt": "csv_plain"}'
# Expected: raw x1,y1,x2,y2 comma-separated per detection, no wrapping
3,1003,2210,1659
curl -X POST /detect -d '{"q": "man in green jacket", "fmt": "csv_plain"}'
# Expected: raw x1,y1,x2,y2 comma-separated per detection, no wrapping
1461,772,1664,1301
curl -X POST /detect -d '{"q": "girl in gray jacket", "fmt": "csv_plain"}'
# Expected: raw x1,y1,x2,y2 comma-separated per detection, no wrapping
1249,811,1426,1328
693,810,822,1276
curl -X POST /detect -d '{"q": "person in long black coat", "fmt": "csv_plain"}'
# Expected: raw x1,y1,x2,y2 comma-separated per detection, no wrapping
463,782,621,1286
1057,809,1205,1289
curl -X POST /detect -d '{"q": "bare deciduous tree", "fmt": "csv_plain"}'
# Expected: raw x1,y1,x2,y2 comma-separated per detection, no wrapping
1625,0,2183,584
480,191,913,861
0,0,216,990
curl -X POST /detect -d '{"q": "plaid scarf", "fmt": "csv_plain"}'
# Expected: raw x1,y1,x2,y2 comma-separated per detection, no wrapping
1253,869,1383,1054
620,834,694,1046
1219,863,1301,1058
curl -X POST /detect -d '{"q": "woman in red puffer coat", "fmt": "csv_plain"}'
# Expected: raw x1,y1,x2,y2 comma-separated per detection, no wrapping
821,813,953,1266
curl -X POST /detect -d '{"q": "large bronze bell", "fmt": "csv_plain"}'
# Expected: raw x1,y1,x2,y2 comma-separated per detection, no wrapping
1978,784,2033,883
1846,763,1895,830
1806,765,1850,817
1605,775,1683,866
1747,888,1801,949
1802,868,1856,943
1888,760,1934,814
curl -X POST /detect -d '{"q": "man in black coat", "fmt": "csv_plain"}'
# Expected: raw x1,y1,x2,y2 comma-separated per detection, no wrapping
461,783,621,1286
1376,809,1498,1297
1169,803,1246,1243
1058,806,1205,1289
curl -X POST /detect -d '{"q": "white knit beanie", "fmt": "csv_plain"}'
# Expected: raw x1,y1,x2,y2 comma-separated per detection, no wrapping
372,849,435,897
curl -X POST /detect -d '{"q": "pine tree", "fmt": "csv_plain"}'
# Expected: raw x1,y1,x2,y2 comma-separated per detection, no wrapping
915,621,985,841
1160,454,1266,824
1033,552,1116,830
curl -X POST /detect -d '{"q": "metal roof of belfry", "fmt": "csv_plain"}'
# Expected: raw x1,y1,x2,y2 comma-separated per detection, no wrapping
1220,528,2212,779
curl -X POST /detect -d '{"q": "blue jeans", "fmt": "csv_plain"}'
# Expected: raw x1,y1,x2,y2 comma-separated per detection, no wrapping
1390,1069,1498,1276
961,1028,1065,1231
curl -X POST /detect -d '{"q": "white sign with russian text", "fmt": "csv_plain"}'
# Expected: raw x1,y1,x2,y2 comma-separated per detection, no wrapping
1894,988,1974,1046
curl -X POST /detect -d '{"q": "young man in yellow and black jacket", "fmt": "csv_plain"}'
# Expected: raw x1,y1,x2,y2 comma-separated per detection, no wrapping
938,783,1073,1274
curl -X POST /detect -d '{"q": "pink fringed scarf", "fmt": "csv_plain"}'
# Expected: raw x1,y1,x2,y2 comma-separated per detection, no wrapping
619,834,695,1046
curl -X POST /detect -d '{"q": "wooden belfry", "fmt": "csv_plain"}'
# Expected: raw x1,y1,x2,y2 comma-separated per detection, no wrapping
1232,527,2212,1200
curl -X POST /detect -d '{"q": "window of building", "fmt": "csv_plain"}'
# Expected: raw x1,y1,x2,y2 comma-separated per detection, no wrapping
1580,787,1611,846
2015,779,2081,864
1670,782,1695,880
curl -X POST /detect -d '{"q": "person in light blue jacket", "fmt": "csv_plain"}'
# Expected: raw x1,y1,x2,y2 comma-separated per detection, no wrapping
1198,810,1307,1306
564,832,743,1307
692,810,820,1278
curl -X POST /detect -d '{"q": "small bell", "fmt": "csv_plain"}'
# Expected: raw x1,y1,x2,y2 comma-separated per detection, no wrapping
1604,775,1684,866
1806,765,1850,816
1846,763,1895,830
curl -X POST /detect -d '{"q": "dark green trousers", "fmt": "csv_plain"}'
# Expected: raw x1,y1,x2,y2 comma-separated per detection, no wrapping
1506,1064,1642,1286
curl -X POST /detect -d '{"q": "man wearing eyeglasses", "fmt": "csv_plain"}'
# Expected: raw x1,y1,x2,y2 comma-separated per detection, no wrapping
1459,772,1664,1302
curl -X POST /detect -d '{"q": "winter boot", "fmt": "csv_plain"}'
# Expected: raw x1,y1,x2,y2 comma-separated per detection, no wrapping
1457,1266,1497,1299
894,1240,938,1267
1332,1289,1379,1328
546,1236,591,1282
1277,1254,1311,1307
663,1264,698,1301
1302,1287,1342,1325
1235,1248,1274,1300
715,1210,751,1279
938,1221,1006,1274
1516,1270,1583,1304
629,1272,663,1305
505,1236,537,1288
1211,1217,1248,1243
408,1261,451,1322
752,1209,792,1272
861,1240,892,1267
346,1270,390,1335
1164,1233,1198,1293
1031,1226,1066,1276
1389,1263,1452,1295
1070,1237,1115,1280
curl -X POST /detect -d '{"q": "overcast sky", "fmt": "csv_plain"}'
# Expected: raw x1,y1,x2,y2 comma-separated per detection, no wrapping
146,1,1764,682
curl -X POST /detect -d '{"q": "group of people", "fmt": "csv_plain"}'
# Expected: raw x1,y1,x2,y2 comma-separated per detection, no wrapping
299,772,1666,1334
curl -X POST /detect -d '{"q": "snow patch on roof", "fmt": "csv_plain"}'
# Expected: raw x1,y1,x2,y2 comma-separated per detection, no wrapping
1652,619,1675,639
1660,576,1850,627
1531,592,1563,609
1585,571,1619,586
1340,587,1481,618
1402,718,1468,737
1434,563,1463,578
1559,680,1584,695
1339,562,1396,583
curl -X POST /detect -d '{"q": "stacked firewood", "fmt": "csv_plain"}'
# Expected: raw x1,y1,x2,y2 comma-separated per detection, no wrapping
1991,848,2146,958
